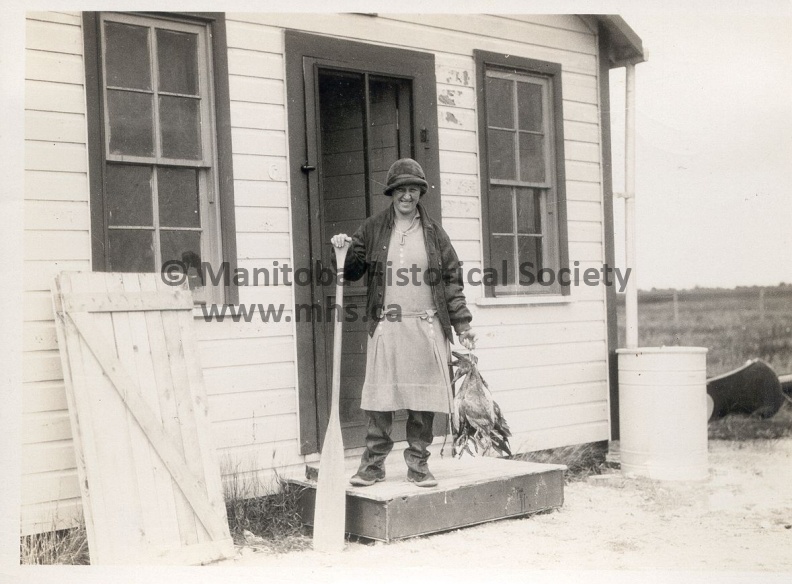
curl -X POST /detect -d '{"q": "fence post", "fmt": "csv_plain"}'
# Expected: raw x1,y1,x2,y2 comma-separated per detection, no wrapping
759,288,765,322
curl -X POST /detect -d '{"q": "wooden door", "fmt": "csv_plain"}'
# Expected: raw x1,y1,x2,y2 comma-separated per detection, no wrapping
52,272,234,564
308,66,415,448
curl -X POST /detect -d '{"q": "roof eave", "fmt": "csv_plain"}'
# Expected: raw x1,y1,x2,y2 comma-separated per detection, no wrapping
595,15,646,67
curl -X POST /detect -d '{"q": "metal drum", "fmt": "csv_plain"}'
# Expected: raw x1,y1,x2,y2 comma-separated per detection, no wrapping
617,347,709,481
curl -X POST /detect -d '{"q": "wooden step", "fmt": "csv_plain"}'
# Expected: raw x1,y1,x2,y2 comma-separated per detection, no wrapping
286,456,566,542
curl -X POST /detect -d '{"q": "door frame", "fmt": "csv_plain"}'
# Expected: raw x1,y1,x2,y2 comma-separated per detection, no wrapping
285,30,441,454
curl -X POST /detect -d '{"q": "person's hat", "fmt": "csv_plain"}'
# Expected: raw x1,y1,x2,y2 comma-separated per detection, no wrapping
383,158,428,196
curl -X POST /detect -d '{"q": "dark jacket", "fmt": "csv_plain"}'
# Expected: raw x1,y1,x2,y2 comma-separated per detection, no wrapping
343,202,472,342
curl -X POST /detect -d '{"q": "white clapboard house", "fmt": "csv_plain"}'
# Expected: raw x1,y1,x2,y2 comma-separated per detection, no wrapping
22,11,644,534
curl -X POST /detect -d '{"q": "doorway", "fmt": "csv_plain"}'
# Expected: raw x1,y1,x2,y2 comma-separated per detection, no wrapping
316,69,415,447
286,31,442,453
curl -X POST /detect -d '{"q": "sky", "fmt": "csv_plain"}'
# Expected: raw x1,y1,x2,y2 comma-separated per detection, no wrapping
608,7,792,290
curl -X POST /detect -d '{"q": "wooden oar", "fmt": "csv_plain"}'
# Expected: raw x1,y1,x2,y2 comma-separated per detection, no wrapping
313,240,350,553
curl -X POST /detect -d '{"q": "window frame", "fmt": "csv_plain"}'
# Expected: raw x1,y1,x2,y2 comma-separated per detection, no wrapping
475,50,570,298
83,11,238,304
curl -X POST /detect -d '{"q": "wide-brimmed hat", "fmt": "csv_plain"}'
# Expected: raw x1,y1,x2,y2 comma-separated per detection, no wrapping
383,158,428,196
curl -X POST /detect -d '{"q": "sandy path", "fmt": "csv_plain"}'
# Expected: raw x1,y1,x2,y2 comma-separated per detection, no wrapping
224,438,792,575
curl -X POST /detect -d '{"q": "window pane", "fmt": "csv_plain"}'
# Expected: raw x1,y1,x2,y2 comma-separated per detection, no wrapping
489,186,513,233
160,230,202,289
106,164,152,226
318,70,366,212
107,90,154,156
157,29,198,95
158,168,200,228
104,22,151,90
517,82,544,132
516,188,541,234
486,76,513,129
108,229,154,272
491,235,515,285
159,96,202,159
368,78,400,192
488,129,516,180
518,236,542,284
519,133,545,183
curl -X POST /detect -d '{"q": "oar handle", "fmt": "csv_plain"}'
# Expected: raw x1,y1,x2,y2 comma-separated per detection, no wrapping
332,240,350,284
329,239,350,422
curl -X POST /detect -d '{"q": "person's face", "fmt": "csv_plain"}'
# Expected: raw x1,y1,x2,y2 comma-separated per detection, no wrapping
392,184,421,218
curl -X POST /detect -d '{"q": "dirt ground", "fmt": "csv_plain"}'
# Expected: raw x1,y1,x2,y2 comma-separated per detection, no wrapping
223,438,792,576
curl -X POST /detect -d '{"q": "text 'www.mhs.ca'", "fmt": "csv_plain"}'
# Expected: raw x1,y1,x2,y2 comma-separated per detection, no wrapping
199,303,372,323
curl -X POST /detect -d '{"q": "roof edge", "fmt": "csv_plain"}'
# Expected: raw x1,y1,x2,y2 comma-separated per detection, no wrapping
595,15,646,67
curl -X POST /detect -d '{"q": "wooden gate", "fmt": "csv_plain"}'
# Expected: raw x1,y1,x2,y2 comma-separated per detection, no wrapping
52,272,234,564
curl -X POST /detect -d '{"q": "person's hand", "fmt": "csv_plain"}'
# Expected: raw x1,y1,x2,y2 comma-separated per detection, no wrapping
458,328,477,350
331,234,352,247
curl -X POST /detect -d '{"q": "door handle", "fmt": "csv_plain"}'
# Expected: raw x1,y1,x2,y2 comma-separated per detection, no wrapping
301,163,317,172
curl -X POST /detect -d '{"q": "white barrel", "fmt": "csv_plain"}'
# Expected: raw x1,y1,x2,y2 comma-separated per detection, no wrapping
617,347,709,481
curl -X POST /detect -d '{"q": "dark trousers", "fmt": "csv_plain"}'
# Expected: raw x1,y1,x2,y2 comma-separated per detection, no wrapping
356,410,434,478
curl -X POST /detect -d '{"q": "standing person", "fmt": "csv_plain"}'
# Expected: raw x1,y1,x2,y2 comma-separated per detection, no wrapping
330,158,476,488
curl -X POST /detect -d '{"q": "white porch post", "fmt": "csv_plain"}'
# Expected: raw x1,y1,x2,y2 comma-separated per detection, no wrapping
624,62,638,349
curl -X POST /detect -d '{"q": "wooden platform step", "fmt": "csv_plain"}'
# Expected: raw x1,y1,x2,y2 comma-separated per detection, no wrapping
287,456,566,542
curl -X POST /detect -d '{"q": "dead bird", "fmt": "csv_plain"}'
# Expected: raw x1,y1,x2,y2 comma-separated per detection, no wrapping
451,351,512,457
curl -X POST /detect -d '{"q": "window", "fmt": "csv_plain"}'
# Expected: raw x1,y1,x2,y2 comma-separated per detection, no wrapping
475,51,569,296
84,12,237,304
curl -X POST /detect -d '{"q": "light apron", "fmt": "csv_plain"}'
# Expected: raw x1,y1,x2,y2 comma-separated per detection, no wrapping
359,215,452,413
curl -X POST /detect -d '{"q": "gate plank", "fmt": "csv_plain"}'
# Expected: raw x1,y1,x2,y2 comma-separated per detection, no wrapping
159,288,209,543
108,273,164,546
62,289,193,312
176,304,229,536
51,275,102,558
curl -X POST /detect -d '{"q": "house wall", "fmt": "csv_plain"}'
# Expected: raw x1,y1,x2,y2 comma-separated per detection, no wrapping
23,11,92,535
21,12,609,535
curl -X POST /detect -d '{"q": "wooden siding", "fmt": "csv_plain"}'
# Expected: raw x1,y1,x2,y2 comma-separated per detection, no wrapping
22,12,610,534
211,18,299,489
22,11,91,534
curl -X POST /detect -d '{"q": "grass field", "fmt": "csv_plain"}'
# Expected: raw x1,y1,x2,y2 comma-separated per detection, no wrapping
617,286,792,377
617,285,792,440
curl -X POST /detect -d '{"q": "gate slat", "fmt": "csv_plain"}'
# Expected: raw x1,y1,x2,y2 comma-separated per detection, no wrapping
61,289,193,312
160,305,209,543
108,272,163,546
52,275,102,558
175,298,229,531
